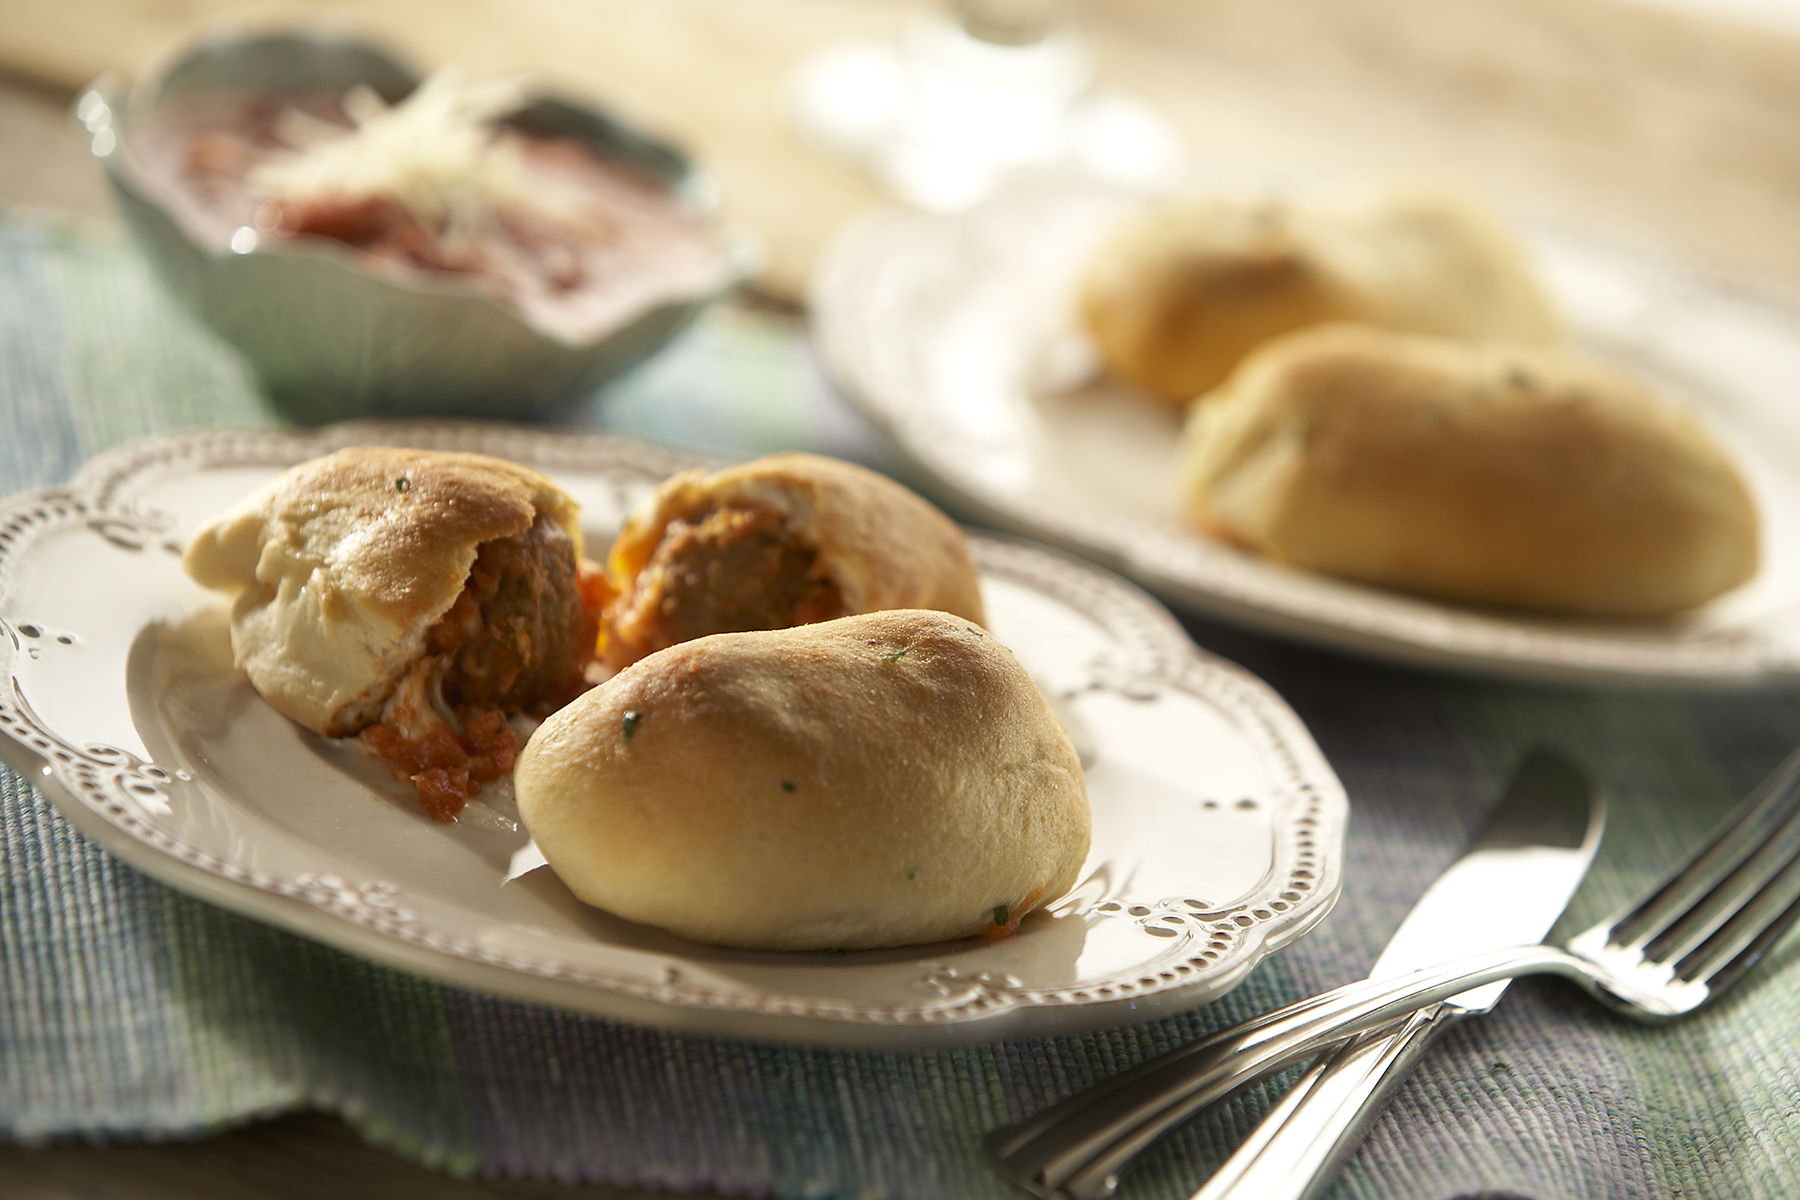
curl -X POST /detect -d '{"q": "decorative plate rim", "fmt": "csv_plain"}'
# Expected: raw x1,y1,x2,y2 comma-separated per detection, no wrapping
0,422,1347,1047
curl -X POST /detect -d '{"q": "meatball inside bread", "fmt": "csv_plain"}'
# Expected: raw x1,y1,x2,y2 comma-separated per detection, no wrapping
184,446,604,820
602,453,986,668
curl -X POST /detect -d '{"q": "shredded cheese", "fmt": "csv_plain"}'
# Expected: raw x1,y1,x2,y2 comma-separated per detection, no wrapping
248,69,606,255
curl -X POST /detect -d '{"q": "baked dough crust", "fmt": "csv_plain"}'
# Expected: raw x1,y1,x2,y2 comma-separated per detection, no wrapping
604,453,986,665
1178,324,1760,617
1081,186,1561,405
183,446,584,736
515,609,1090,951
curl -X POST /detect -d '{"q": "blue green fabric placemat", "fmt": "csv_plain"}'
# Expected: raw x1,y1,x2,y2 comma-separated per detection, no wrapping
3,212,1799,1199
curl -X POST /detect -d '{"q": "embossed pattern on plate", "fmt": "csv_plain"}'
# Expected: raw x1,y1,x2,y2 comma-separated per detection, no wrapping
0,423,1346,1047
812,175,1800,687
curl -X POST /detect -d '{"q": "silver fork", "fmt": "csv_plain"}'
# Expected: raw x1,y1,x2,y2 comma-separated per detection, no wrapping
992,747,1800,1200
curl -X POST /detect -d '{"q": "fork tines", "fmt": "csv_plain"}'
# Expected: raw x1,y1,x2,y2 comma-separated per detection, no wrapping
1609,746,1800,994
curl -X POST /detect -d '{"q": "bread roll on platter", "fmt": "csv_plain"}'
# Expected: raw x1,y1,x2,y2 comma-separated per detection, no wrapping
515,609,1090,951
1177,324,1759,617
602,453,986,668
184,446,604,820
1080,185,1561,405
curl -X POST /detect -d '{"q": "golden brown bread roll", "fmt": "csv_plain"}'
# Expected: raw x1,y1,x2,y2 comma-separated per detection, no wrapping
1080,186,1561,405
1178,324,1760,617
183,446,603,820
602,452,986,668
515,609,1090,951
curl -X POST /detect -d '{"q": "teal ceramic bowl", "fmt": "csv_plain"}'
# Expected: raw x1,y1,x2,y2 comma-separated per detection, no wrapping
81,28,752,423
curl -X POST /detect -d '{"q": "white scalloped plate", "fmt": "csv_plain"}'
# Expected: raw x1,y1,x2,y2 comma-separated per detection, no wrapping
812,174,1800,687
0,423,1345,1047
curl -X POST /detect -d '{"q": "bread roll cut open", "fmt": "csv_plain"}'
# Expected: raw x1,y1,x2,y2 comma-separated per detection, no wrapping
601,453,986,668
515,609,1091,951
1178,324,1760,618
183,446,603,820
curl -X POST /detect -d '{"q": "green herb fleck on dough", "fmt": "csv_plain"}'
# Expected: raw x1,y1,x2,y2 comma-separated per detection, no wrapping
883,646,910,662
622,710,643,742
395,476,410,492
780,779,797,793
992,904,1010,926
907,869,918,880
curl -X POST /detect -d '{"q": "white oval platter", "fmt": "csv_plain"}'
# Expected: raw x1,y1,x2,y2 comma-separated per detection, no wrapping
0,423,1346,1048
812,173,1800,687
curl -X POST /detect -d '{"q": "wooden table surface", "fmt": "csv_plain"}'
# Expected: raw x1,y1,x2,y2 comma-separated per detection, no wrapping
7,0,1800,302
2,0,1796,1195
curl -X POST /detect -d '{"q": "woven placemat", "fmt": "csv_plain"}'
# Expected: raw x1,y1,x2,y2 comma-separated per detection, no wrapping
2,213,1798,1198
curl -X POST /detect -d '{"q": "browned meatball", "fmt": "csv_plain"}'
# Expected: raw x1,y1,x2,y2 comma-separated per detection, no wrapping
604,503,847,666
363,514,603,822
430,514,598,711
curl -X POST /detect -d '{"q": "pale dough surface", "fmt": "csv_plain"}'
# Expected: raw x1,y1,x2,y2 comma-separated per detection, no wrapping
1082,186,1561,405
1178,324,1760,617
516,609,1090,951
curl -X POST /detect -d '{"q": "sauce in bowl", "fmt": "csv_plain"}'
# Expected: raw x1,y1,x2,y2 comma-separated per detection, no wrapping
133,74,730,343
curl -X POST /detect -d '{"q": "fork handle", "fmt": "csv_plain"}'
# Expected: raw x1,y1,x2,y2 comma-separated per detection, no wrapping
991,943,1586,1200
1188,1005,1460,1200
